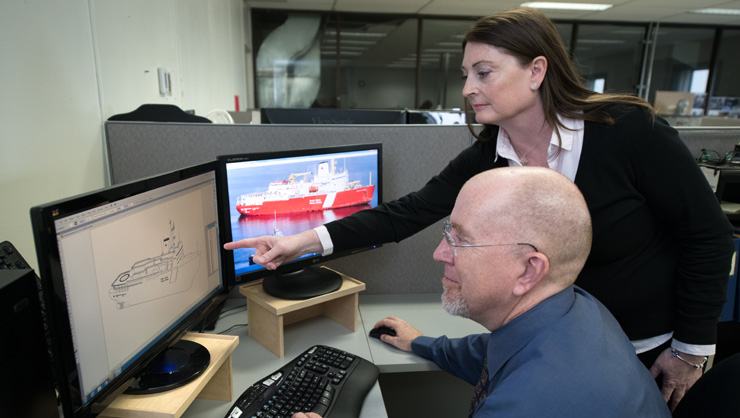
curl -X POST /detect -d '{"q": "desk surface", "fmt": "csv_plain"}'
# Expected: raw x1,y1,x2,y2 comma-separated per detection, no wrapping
182,292,486,418
359,293,487,373
182,299,387,418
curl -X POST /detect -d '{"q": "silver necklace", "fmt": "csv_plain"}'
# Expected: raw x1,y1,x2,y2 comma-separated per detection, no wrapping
511,135,550,166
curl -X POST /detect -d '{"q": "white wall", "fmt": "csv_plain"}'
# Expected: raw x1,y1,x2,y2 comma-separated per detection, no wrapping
0,0,247,270
91,0,247,118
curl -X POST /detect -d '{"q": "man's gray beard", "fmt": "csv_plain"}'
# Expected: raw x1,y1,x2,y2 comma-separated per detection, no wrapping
442,286,470,318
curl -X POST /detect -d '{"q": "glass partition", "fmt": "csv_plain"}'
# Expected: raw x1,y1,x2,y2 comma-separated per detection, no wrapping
252,11,325,108
249,9,740,126
649,26,714,115
417,19,473,111
709,29,740,118
573,24,647,95
334,15,418,109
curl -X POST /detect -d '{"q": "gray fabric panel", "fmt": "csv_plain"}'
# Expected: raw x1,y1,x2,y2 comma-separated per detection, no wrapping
105,122,475,294
105,122,740,295
675,127,740,159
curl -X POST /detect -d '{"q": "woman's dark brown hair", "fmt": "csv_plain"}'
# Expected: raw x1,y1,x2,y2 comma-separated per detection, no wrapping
463,7,653,140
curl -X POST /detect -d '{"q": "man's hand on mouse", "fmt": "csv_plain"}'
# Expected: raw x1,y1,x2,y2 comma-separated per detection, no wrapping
373,316,423,352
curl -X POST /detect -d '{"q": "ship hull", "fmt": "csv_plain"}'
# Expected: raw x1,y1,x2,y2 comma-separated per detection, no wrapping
237,185,375,216
109,251,200,309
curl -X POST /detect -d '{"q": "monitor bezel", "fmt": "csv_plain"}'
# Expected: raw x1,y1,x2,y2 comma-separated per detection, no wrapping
217,143,383,288
30,161,228,418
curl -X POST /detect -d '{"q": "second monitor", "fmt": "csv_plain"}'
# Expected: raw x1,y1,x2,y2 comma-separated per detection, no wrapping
30,162,226,418
218,143,382,299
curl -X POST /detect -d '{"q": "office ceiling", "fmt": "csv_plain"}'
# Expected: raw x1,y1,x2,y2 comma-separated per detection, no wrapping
246,0,740,25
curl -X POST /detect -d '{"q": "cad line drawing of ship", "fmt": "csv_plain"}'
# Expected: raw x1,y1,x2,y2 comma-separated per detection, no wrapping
236,159,375,216
109,221,200,309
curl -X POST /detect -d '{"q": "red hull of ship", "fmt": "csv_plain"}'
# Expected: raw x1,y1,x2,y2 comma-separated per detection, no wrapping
237,185,375,216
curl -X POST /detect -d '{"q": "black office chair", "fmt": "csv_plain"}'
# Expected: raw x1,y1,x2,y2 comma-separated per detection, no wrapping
672,353,740,418
108,104,211,123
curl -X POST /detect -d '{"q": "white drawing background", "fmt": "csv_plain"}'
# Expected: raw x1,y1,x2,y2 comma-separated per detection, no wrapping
90,189,207,371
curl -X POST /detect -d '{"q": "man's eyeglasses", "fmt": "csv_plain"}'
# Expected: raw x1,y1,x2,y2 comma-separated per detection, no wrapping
443,220,538,257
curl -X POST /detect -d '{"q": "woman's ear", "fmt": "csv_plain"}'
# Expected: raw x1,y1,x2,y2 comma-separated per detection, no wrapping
531,56,548,87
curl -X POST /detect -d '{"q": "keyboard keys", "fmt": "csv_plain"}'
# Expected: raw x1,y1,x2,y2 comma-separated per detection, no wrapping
226,345,377,418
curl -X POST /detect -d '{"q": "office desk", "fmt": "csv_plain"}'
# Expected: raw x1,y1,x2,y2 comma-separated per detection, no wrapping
359,293,487,373
181,293,485,418
181,298,387,418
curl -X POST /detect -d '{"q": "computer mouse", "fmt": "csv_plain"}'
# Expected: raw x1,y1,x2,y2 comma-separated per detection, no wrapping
369,325,396,339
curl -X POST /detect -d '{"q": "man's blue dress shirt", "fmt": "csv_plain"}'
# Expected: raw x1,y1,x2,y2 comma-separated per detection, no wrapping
412,286,671,417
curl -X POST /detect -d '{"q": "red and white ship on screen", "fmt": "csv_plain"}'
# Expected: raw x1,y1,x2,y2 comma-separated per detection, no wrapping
236,159,375,216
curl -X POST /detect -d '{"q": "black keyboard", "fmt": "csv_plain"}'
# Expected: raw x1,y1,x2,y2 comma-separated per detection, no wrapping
225,345,379,418
0,240,32,270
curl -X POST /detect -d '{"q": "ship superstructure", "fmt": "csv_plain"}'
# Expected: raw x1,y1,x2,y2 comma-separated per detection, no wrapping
109,221,200,309
236,159,375,216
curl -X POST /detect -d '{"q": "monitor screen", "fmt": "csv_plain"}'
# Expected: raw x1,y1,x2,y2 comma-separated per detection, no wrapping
30,162,225,417
218,143,382,295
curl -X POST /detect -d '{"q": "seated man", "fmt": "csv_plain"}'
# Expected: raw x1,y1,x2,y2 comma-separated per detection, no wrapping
297,167,671,418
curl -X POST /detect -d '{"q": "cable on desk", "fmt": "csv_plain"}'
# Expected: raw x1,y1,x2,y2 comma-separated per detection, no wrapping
218,323,248,335
219,302,247,319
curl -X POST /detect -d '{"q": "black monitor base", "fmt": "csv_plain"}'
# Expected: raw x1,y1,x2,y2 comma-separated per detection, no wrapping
262,266,342,300
125,339,210,394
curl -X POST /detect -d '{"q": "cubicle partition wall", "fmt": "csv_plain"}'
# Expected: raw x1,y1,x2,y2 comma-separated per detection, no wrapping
105,121,740,295
105,122,475,295
674,126,740,159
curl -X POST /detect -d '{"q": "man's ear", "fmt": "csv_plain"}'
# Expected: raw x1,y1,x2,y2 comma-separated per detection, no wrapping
513,253,549,296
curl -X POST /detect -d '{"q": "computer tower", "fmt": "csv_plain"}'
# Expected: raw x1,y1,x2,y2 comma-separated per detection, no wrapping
0,269,58,418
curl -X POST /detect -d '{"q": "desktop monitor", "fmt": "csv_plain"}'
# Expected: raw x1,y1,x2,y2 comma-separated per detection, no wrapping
218,143,382,299
30,161,226,418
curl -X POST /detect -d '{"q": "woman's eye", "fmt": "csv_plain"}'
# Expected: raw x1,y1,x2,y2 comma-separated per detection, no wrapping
477,71,491,79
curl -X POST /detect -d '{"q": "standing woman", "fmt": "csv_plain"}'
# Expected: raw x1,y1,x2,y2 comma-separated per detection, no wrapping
226,8,734,410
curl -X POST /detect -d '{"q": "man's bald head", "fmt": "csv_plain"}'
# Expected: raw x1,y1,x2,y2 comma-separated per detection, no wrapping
460,167,592,287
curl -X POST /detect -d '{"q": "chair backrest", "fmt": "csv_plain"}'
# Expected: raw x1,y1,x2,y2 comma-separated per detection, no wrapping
672,353,740,418
108,104,211,123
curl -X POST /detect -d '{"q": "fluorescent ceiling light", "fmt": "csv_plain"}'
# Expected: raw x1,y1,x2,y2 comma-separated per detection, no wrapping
690,8,740,16
424,48,462,54
324,30,387,38
320,51,363,57
578,39,624,45
322,39,377,46
398,56,440,62
521,2,613,11
610,28,645,35
322,46,368,51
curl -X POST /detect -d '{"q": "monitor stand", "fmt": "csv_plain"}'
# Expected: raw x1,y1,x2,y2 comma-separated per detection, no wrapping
262,265,342,300
239,268,365,357
97,333,238,418
125,339,210,394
